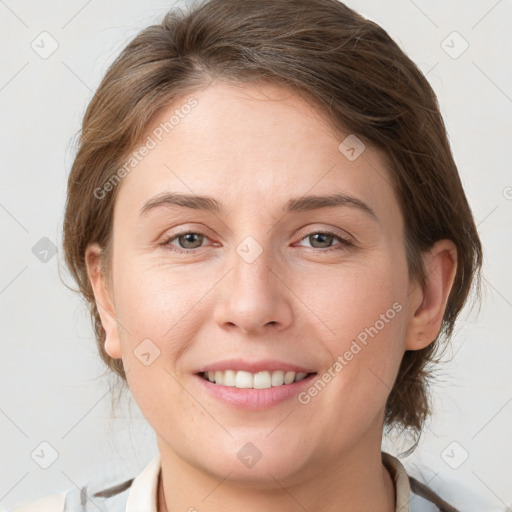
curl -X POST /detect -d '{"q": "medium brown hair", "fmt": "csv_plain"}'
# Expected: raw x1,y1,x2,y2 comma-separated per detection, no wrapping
62,0,482,456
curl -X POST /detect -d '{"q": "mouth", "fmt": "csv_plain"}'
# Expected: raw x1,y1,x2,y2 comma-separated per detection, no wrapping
197,369,318,389
193,359,319,409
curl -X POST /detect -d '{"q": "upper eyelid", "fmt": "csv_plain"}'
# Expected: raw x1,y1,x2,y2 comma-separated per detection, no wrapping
295,225,352,242
164,221,352,238
164,228,352,248
294,231,353,249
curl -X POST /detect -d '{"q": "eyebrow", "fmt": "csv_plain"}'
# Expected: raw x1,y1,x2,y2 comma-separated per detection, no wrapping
139,192,378,221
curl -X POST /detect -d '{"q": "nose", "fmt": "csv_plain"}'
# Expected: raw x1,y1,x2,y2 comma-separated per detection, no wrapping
212,241,294,336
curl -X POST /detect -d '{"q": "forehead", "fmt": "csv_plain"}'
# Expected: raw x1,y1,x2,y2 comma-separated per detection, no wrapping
113,80,401,228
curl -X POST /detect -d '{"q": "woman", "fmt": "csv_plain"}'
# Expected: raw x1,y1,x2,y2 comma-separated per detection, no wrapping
11,0,482,510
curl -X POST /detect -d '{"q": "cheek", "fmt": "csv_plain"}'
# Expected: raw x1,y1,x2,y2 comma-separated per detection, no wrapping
299,306,405,446
296,257,406,404
113,263,198,421
113,255,200,335
294,254,406,345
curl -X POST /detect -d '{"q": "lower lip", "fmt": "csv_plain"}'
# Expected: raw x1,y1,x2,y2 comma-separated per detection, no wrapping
195,373,317,410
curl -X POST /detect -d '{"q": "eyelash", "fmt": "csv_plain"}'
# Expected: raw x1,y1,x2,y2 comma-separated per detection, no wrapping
159,229,354,255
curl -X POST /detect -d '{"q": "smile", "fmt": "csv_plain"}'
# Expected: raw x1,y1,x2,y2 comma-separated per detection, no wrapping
199,370,315,389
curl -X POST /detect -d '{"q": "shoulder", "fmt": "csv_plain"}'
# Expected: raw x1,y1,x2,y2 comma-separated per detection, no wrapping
8,454,159,512
382,452,457,512
9,492,67,512
408,475,458,512
8,470,135,512
9,477,134,512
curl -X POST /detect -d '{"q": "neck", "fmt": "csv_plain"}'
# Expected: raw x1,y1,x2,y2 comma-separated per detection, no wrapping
156,438,395,512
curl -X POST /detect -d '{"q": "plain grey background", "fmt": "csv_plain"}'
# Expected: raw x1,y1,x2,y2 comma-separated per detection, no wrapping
1,0,511,510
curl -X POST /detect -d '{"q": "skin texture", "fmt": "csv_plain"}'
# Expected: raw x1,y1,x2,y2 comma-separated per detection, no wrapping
86,81,457,512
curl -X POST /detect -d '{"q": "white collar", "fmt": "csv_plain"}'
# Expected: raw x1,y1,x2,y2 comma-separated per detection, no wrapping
125,453,161,512
125,451,411,512
382,451,411,511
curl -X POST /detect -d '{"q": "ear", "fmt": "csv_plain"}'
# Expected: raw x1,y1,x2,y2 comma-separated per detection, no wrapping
404,239,458,351
85,243,122,359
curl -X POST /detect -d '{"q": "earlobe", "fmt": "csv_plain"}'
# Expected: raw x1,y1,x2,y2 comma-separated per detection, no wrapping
85,243,122,359
405,240,458,351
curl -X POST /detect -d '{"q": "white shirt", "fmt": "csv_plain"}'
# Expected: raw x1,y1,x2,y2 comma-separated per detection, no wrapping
9,452,447,511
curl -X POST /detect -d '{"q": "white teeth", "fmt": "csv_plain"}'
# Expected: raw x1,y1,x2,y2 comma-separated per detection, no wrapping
284,371,295,384
271,370,284,386
223,370,236,387
253,371,271,389
235,371,253,389
296,372,307,381
201,369,311,388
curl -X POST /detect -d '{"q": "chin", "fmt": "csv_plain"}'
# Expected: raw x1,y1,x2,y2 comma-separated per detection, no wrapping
192,438,316,488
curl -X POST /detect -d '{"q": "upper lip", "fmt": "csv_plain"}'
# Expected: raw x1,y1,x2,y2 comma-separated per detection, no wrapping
195,359,316,374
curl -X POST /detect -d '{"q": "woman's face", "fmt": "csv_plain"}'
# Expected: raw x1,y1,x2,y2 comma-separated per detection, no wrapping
90,81,422,485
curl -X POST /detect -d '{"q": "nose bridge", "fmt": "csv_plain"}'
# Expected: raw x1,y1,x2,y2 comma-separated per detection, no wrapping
213,232,293,334
233,234,274,294
226,204,278,288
